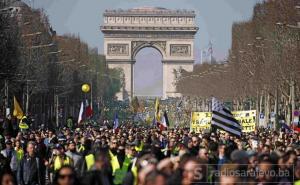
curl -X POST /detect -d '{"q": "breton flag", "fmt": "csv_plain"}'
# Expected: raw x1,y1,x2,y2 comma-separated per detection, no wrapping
113,112,119,133
78,102,84,124
211,97,242,137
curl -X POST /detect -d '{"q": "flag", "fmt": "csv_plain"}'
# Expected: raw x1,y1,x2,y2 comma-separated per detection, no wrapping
78,102,84,124
13,96,23,119
155,98,160,122
280,120,292,132
211,97,242,137
152,117,156,127
113,112,119,132
162,111,169,128
201,41,213,64
85,99,93,118
208,41,213,55
157,111,169,131
292,121,300,132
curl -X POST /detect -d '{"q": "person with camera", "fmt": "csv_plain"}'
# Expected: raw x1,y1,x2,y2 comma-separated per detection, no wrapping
44,144,72,184
48,144,73,172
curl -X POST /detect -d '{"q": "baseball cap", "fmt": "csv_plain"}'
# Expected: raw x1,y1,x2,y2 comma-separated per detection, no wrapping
55,144,64,149
5,139,12,144
68,140,75,145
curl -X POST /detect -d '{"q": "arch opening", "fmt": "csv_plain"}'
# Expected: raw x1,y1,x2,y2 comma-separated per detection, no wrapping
133,47,163,97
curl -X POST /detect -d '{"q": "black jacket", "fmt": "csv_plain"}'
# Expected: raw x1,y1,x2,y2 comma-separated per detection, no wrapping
81,170,111,185
17,154,44,185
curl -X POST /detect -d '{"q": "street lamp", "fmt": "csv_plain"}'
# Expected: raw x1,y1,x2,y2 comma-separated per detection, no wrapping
21,32,42,37
54,90,72,128
53,59,75,64
48,50,62,55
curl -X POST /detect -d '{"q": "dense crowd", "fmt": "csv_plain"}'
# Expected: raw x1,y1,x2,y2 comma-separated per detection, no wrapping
0,123,300,185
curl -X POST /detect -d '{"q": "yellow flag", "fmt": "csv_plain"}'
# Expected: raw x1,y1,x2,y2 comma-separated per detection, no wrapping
13,96,24,119
155,98,160,122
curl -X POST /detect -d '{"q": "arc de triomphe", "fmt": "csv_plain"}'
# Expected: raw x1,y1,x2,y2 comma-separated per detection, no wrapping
101,7,198,100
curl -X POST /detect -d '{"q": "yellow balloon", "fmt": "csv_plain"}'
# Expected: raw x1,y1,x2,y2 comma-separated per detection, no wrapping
81,84,90,93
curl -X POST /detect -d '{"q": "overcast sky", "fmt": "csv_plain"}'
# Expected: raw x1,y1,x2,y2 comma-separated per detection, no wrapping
24,0,261,96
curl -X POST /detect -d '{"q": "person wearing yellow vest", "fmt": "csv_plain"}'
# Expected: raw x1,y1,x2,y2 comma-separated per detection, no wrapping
123,153,158,185
80,149,113,185
50,144,73,172
77,137,86,154
109,139,121,175
19,116,29,130
79,139,96,176
110,142,137,185
14,140,24,164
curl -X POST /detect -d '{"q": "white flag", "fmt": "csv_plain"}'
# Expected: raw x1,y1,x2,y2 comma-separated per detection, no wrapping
78,102,84,124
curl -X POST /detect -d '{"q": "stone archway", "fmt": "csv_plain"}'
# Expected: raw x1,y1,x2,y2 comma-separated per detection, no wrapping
101,7,198,100
131,41,167,60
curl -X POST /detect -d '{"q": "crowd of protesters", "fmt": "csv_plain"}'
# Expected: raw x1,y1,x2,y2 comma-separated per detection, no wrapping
0,121,300,185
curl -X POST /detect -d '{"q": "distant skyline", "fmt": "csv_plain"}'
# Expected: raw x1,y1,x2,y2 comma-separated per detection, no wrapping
23,0,262,96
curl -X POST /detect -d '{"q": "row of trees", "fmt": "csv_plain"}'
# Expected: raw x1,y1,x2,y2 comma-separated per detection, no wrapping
176,0,300,128
0,1,122,127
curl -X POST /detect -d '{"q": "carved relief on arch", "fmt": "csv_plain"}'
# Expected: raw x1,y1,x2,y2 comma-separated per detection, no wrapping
131,41,166,58
170,44,191,56
107,44,129,56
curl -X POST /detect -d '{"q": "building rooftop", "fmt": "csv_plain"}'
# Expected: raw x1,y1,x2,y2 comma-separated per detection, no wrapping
130,7,168,11
104,7,195,16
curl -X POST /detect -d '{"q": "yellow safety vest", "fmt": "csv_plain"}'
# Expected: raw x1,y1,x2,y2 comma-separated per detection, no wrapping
54,156,71,171
132,166,138,185
78,145,85,153
109,150,120,175
295,180,300,185
113,155,132,185
85,154,95,171
135,142,144,152
15,148,24,162
19,116,29,129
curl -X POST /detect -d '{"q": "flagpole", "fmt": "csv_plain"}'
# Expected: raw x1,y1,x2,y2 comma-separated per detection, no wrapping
90,81,93,110
200,49,203,64
55,95,59,128
4,79,8,117
84,93,87,128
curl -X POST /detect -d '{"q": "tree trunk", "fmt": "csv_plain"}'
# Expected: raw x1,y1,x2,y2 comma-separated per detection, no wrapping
274,88,278,130
202,99,205,112
26,80,29,115
291,81,295,124
264,92,270,128
259,92,263,126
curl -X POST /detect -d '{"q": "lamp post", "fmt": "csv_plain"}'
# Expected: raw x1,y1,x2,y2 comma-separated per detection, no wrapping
55,90,72,128
81,84,90,120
